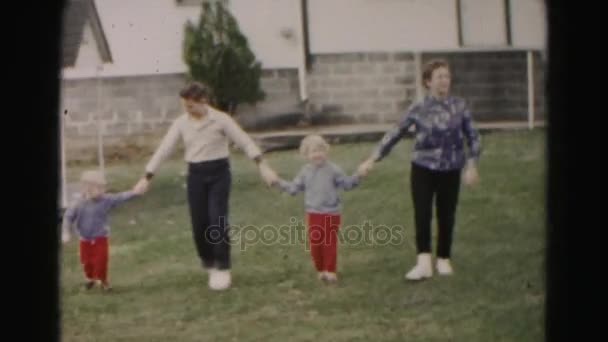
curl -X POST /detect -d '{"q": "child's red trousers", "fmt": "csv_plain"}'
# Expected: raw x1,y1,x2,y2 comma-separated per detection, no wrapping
79,236,109,284
307,212,341,273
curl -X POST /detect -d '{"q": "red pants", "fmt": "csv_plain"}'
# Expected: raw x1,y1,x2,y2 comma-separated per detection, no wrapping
79,237,109,284
307,212,341,273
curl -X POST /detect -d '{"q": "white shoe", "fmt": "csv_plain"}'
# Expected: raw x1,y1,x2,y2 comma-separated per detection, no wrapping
436,258,454,275
324,272,338,285
209,269,231,290
405,253,433,280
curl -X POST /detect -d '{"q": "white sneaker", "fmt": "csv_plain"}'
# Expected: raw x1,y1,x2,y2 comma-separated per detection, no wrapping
209,269,231,290
324,272,338,284
436,258,454,275
405,253,433,280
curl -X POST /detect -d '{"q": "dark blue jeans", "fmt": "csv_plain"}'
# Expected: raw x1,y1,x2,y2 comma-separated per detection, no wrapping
187,158,232,270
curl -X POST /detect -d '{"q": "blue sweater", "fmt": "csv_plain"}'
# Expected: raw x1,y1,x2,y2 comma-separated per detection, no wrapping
276,161,360,214
62,191,138,240
373,95,482,170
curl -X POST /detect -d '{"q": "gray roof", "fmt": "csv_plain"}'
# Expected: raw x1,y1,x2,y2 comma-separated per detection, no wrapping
62,0,112,67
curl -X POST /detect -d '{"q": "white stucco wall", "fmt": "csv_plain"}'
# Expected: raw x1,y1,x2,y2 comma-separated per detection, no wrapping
63,0,303,79
308,0,459,53
62,0,547,79
510,0,546,49
460,0,507,47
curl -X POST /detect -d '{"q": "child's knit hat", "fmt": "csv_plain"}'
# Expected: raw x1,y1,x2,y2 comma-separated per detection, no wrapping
80,170,107,186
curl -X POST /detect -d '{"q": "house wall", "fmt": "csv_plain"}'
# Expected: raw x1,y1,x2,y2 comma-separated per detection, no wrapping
61,0,546,161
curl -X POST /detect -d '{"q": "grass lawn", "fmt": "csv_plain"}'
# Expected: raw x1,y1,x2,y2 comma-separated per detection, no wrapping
60,130,546,341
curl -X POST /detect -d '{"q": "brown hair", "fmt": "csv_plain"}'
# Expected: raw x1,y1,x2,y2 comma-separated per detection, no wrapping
422,59,450,89
179,82,209,101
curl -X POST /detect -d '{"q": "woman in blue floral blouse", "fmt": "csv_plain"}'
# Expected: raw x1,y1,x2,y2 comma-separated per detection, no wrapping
358,59,482,281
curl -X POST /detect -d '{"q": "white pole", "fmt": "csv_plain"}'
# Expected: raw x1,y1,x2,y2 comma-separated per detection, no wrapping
527,51,535,130
296,3,308,103
297,35,308,102
410,52,423,133
96,64,105,174
414,51,423,102
60,103,68,209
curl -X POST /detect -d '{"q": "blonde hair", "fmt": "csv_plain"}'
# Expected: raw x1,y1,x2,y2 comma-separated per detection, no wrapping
80,170,107,186
299,134,330,157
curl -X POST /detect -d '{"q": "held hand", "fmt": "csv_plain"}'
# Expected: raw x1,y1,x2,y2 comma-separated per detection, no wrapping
62,230,71,244
357,158,375,178
133,178,150,195
258,161,279,186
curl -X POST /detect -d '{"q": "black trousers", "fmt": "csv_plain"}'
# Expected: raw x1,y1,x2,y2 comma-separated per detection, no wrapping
410,162,461,258
187,158,232,270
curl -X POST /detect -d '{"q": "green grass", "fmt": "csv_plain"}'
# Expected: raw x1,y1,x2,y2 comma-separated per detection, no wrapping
60,130,546,341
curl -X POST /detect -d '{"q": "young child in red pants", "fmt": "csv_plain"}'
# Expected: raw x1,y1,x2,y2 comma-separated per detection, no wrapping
61,170,146,291
271,135,365,284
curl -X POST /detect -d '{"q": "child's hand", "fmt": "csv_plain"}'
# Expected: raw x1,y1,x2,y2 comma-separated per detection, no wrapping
132,178,149,195
61,231,71,244
354,168,367,179
268,176,279,186
357,158,374,177
266,174,280,187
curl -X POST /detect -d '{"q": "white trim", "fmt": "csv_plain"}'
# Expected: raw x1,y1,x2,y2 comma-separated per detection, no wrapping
412,46,544,53
61,64,183,80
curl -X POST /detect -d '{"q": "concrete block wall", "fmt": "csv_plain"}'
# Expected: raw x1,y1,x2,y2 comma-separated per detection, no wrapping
306,50,545,124
60,70,301,158
61,50,545,161
234,68,301,130
421,51,545,121
61,73,184,145
306,52,417,124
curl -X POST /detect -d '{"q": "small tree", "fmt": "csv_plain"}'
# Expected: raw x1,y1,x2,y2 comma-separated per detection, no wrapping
183,1,265,114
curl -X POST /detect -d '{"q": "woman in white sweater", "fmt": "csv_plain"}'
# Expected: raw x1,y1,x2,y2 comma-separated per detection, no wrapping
135,82,278,291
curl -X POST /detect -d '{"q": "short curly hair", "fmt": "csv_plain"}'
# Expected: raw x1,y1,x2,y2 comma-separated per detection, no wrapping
299,134,330,157
422,59,450,89
179,81,209,101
